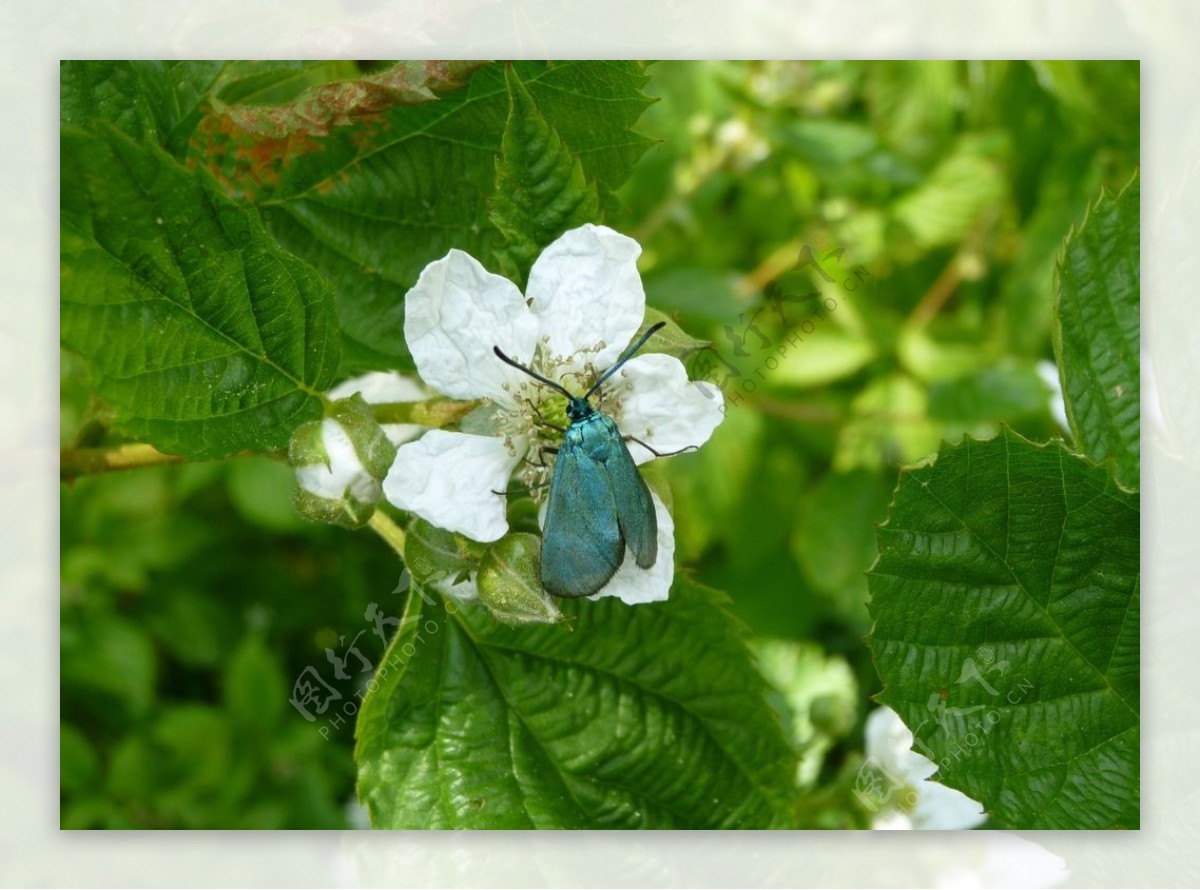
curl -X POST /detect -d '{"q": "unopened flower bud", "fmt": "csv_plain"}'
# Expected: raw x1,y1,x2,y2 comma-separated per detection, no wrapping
290,394,398,528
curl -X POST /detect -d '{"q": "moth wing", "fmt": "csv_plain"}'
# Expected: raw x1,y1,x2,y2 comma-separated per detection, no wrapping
541,438,624,598
599,417,658,570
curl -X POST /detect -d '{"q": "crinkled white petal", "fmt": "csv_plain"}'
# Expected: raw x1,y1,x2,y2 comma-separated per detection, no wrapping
296,418,378,503
587,490,674,605
526,224,645,374
383,431,523,542
865,706,987,831
328,371,430,446
404,249,540,403
379,424,425,448
609,353,725,465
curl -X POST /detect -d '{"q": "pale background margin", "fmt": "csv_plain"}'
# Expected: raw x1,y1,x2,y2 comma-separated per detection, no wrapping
11,0,1189,886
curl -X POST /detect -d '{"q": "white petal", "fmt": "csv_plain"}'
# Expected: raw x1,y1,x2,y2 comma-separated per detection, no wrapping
911,780,987,830
609,353,725,465
864,707,987,831
404,249,539,403
587,490,674,605
526,224,645,372
865,705,934,783
296,418,378,502
383,431,524,542
871,810,914,830
328,371,429,404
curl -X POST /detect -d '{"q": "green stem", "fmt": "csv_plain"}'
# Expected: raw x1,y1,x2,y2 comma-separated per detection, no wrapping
371,399,480,428
61,443,185,480
60,443,285,481
368,510,408,559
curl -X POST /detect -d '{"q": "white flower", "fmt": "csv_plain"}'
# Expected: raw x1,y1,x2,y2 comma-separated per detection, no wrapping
382,224,724,604
864,705,987,830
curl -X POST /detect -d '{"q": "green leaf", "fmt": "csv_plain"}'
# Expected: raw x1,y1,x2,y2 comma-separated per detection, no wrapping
892,135,1007,250
927,361,1051,424
61,723,101,794
61,60,225,157
1029,61,1140,148
252,61,654,370
1053,172,1140,491
355,579,797,828
867,429,1139,829
792,469,892,629
223,636,288,731
775,119,878,166
60,123,340,459
489,64,601,284
61,612,157,720
752,639,858,789
773,327,876,388
634,307,711,362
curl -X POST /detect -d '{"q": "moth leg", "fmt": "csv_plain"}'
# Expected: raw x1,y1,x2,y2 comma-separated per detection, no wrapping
492,479,552,496
493,446,559,495
623,435,698,459
521,395,566,433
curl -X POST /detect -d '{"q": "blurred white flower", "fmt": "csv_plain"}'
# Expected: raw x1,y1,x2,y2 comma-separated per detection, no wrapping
1036,359,1070,434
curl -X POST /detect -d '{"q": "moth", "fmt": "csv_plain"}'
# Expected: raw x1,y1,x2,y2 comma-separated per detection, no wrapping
493,322,669,597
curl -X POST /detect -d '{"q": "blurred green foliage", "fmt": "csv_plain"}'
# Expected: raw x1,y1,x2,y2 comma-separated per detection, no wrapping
60,60,1138,828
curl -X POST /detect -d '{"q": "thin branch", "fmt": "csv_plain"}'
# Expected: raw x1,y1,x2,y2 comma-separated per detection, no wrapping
368,510,407,559
60,443,185,481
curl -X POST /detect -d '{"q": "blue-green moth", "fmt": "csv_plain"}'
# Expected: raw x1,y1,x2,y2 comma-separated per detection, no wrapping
494,322,668,598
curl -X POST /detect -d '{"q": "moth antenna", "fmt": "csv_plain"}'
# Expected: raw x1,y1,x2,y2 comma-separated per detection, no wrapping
585,321,666,399
492,346,574,399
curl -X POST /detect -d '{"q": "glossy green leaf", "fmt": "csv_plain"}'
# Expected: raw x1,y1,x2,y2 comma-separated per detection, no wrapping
1053,172,1140,491
60,124,339,459
490,64,601,284
355,579,797,828
251,61,654,370
867,429,1139,829
60,60,224,157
